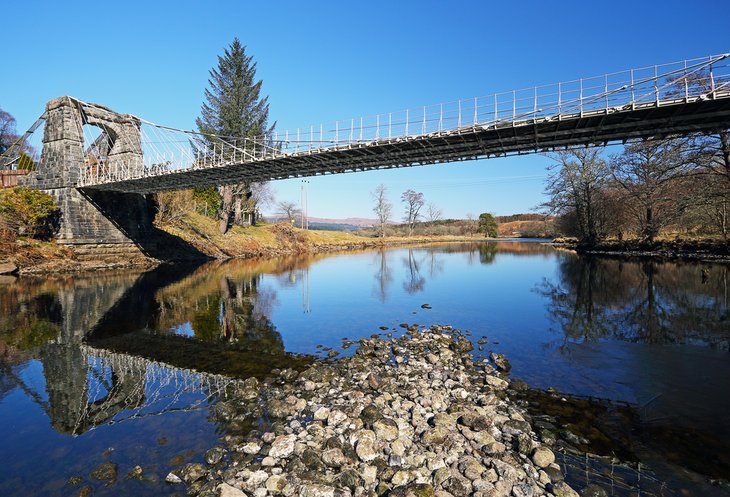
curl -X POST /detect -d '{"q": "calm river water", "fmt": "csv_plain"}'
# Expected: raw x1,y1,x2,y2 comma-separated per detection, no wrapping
0,241,729,496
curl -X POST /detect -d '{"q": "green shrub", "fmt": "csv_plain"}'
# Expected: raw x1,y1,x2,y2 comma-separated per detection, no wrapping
0,187,59,238
17,153,36,171
192,187,222,217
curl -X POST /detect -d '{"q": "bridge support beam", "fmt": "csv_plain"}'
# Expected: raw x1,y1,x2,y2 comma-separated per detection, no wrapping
20,97,156,255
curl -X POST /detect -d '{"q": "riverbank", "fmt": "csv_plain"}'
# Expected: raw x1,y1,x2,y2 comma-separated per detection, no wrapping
160,213,479,259
1,213,483,275
171,326,582,497
551,238,730,262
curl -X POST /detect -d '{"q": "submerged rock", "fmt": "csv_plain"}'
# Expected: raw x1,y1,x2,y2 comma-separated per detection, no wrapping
125,465,144,480
75,485,93,497
204,447,226,465
66,476,83,486
490,352,512,372
90,461,117,482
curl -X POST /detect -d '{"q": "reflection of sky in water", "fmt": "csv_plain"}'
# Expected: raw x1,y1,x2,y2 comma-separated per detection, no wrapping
0,355,219,496
258,244,730,442
1,241,729,496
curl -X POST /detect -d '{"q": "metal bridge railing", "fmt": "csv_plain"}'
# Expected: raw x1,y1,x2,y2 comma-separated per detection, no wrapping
6,53,730,188
272,53,730,154
80,52,730,187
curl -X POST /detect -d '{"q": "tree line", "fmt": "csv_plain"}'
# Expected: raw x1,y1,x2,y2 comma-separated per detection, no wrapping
363,183,499,238
542,131,730,242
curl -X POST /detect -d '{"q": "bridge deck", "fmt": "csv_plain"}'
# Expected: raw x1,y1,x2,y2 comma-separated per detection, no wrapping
82,94,730,194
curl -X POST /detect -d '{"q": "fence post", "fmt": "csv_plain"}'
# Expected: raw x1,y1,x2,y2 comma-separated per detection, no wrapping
579,79,583,117
558,82,561,115
631,69,636,110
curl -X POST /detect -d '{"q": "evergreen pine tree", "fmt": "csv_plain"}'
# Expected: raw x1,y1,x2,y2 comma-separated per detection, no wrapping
196,38,274,233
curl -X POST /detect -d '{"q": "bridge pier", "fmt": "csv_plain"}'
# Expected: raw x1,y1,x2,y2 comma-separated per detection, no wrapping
20,97,157,257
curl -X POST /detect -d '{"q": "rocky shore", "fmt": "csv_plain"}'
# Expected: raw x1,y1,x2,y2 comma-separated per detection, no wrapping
551,238,730,262
171,326,582,497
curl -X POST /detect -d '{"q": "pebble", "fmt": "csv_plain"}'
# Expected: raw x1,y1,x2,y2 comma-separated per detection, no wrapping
165,472,182,484
531,447,555,468
186,326,582,497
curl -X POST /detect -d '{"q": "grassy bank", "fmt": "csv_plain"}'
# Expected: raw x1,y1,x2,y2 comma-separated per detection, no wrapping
159,212,480,258
1,212,485,275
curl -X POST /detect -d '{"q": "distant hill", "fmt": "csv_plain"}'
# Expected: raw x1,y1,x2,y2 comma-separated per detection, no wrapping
264,216,383,231
307,217,379,227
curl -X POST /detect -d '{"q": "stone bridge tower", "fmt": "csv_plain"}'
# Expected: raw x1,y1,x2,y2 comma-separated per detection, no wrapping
20,97,156,256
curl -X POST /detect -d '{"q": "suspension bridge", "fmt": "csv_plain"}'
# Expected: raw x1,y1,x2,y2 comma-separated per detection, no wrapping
1,53,729,245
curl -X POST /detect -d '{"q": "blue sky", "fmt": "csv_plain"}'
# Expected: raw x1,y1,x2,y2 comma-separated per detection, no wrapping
1,0,728,219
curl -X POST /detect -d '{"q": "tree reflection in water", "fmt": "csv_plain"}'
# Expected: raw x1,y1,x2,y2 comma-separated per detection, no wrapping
373,249,393,303
538,254,730,348
402,249,427,294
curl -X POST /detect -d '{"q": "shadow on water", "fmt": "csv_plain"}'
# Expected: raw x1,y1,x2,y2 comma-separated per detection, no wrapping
0,257,317,496
86,259,314,378
532,254,730,488
0,241,729,495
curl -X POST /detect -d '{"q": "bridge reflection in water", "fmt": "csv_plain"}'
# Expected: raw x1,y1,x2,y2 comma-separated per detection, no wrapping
0,258,317,437
1,245,729,439
1,243,729,497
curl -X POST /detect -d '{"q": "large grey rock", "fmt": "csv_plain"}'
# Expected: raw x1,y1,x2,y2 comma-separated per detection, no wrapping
374,418,399,441
551,481,580,497
299,483,335,497
531,447,555,468
321,448,349,467
179,463,206,483
265,475,288,494
356,438,379,462
269,435,296,458
218,483,246,497
421,426,451,445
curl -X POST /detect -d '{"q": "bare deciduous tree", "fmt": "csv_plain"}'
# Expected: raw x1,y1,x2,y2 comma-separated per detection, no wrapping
426,203,443,223
542,149,611,243
0,108,18,155
250,182,275,222
371,184,392,238
277,201,301,226
401,189,425,236
464,213,479,237
610,139,694,242
156,190,195,226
